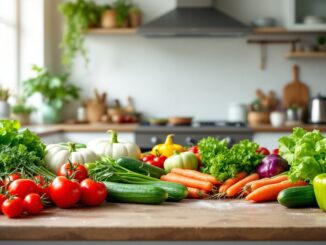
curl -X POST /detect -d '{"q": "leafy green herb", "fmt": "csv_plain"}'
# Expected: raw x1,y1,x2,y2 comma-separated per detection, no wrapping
279,127,326,183
198,138,263,182
0,120,55,180
114,0,131,27
87,157,156,183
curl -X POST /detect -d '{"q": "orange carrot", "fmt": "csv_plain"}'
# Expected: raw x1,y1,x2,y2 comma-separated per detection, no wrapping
245,175,288,192
160,173,213,192
219,172,247,193
245,180,307,202
171,168,220,185
226,173,260,197
187,187,208,199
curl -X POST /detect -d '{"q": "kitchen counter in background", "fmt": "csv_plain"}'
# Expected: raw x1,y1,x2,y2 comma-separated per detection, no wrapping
0,200,325,241
25,123,326,149
25,123,326,136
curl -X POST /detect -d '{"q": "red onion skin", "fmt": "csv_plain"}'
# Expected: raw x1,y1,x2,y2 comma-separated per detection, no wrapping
256,154,289,178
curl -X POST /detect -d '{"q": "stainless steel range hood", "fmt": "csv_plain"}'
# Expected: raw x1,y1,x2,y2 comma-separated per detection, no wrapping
138,0,250,37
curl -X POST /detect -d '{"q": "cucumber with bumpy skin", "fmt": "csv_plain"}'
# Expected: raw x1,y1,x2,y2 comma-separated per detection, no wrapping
277,185,317,208
103,181,168,204
116,157,166,179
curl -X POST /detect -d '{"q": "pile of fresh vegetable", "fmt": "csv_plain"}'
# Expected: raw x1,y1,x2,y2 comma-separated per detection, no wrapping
1,119,326,219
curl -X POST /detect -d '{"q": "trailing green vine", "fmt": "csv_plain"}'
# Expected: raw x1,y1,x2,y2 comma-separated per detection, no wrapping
59,0,103,69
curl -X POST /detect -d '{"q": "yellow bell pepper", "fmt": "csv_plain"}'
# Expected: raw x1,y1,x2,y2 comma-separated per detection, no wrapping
151,134,184,157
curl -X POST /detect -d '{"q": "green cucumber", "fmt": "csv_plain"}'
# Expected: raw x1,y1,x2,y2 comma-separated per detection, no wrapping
146,181,188,202
116,157,166,179
103,181,168,205
277,185,317,208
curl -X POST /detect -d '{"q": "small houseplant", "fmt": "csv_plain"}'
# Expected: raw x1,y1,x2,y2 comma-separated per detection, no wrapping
114,0,131,27
0,86,10,119
59,0,103,68
23,65,80,124
11,98,36,125
129,6,142,28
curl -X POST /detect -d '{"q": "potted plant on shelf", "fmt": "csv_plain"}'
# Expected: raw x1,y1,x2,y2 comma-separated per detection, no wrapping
114,0,131,27
23,65,80,124
59,0,103,68
0,86,10,119
129,6,142,28
11,98,36,125
101,5,116,28
317,36,326,52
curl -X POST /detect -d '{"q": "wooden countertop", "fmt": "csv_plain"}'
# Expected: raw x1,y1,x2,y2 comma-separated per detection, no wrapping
1,200,326,241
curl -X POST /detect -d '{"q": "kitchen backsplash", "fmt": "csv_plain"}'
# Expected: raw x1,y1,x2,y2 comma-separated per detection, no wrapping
52,0,326,121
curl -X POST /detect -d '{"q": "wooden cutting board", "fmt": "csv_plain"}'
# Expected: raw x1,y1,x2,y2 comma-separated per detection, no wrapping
283,65,309,109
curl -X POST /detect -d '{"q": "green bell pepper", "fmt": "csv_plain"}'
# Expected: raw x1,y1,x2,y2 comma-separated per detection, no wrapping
313,173,326,212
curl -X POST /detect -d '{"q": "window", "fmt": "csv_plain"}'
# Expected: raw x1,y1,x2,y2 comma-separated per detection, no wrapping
0,0,18,92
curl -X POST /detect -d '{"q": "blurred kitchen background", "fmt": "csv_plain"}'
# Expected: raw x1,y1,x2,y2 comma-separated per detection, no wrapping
1,0,326,149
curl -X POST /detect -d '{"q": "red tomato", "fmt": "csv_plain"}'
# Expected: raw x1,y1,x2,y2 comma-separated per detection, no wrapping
0,194,6,213
58,162,88,183
153,155,167,169
0,179,4,188
188,146,199,154
256,147,270,156
37,183,52,202
4,173,21,185
23,193,43,215
142,154,155,162
272,148,279,155
2,197,23,218
34,175,45,185
80,179,107,206
50,176,81,208
8,179,38,199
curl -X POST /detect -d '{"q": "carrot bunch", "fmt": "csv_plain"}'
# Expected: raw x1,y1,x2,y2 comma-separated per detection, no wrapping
212,172,260,198
245,177,307,202
160,168,220,199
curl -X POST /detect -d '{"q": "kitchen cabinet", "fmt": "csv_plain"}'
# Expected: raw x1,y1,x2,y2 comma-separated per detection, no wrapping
284,0,326,31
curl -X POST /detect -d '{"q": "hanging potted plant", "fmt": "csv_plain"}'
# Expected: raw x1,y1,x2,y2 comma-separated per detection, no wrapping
11,98,36,125
0,86,10,119
23,65,80,124
59,0,103,68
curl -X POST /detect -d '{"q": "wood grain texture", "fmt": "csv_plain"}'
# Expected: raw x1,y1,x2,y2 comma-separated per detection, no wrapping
283,65,309,109
0,200,325,241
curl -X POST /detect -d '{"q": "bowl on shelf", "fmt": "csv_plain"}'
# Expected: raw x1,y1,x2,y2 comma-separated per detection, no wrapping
168,117,193,126
149,118,168,126
248,111,270,126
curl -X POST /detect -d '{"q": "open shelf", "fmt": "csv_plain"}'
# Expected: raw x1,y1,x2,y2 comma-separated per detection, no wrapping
286,51,326,58
87,28,137,34
252,27,288,34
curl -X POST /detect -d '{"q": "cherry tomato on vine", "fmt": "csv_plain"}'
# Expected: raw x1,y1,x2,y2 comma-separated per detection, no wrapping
50,176,81,208
58,162,88,183
256,147,270,156
7,179,38,199
142,155,155,162
80,179,107,207
4,173,21,185
2,197,23,218
23,193,43,215
0,194,6,214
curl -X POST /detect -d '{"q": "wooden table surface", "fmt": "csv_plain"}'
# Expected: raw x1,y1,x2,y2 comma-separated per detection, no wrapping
0,200,325,241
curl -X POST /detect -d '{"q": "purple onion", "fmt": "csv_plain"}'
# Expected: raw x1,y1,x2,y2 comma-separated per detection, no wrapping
256,154,289,178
